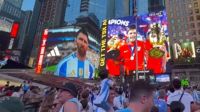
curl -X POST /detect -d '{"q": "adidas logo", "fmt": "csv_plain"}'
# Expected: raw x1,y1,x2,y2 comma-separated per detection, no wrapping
47,46,60,57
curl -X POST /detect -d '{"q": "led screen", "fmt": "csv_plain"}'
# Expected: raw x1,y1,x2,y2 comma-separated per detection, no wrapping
40,27,99,79
156,74,170,82
99,11,170,76
173,41,196,59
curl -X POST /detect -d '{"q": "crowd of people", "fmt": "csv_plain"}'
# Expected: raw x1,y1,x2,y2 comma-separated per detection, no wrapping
0,70,200,112
43,69,200,112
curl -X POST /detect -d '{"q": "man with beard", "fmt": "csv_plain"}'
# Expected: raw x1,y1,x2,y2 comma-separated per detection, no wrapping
55,28,94,79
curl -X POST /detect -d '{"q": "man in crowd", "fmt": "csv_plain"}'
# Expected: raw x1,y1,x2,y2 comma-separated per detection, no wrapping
117,79,155,112
55,28,94,79
57,82,82,112
167,79,194,112
93,69,115,111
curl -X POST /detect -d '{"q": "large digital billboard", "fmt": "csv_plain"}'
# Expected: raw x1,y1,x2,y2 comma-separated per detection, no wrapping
99,11,170,76
36,27,99,79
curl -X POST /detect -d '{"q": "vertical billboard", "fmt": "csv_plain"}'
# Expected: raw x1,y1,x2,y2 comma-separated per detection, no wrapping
36,26,99,79
99,11,170,76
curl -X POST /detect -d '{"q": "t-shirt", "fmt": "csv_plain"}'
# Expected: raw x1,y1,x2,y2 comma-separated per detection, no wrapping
55,53,94,79
154,99,167,112
119,40,152,71
116,108,133,112
113,95,127,110
167,90,194,112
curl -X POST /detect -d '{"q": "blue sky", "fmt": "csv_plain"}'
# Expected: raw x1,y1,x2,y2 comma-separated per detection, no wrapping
21,0,35,11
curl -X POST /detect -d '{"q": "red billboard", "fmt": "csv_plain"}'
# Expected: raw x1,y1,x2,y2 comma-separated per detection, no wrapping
10,22,20,38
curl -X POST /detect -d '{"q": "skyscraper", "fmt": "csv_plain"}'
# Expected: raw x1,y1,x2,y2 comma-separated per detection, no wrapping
6,0,23,9
165,0,191,43
166,0,200,84
30,0,67,67
132,0,165,16
187,0,200,42
115,0,131,18
65,0,115,26
137,0,148,15
148,0,165,13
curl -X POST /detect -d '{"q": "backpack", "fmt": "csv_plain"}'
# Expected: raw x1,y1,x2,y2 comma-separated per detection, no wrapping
170,92,185,112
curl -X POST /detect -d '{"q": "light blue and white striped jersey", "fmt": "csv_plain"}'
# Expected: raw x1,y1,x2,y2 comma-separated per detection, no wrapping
94,78,113,104
55,53,94,79
192,90,200,103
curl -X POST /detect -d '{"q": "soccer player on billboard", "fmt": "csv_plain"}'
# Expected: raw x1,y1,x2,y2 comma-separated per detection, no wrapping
55,28,95,79
119,25,152,75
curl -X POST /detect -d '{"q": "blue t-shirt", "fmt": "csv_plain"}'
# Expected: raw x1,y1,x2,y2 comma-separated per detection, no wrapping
116,108,133,112
154,99,167,112
55,53,94,79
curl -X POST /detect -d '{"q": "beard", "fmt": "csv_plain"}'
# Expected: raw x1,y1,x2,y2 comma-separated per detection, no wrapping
77,45,86,57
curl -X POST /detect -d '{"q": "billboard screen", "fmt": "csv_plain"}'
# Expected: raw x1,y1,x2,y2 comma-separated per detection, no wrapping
0,16,13,32
156,74,170,82
99,11,170,76
173,41,196,59
38,27,99,79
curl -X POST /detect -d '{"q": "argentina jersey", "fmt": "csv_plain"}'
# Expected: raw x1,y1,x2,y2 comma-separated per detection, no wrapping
94,78,113,108
55,53,94,79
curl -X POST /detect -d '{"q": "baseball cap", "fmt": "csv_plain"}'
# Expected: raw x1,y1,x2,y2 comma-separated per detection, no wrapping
59,82,78,97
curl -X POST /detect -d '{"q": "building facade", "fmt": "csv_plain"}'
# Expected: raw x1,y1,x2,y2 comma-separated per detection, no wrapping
30,0,67,67
65,0,117,26
115,0,131,18
166,0,200,83
165,0,190,43
188,0,200,42
148,0,165,13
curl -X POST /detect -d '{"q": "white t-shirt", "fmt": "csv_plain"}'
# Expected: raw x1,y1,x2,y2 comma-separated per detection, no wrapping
167,90,194,112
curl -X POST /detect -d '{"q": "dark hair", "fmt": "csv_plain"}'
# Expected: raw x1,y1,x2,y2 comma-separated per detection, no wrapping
129,80,155,102
168,84,175,93
81,90,89,99
98,69,109,80
128,24,136,30
76,28,89,40
172,79,181,90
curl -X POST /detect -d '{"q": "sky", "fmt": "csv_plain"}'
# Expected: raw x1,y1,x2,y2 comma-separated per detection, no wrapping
21,0,35,11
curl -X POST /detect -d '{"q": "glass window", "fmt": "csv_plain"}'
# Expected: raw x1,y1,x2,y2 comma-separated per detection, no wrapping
190,16,194,21
197,15,200,20
189,9,193,15
171,19,175,24
198,23,200,27
173,33,176,37
194,2,198,7
192,30,196,35
190,23,195,28
195,9,199,13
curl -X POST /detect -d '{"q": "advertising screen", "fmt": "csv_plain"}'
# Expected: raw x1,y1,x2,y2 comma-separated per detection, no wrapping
173,41,196,59
99,11,170,76
0,16,13,32
37,27,99,79
156,74,170,82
